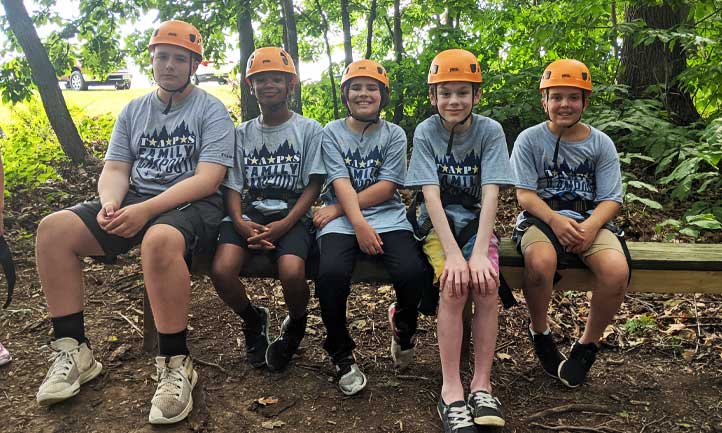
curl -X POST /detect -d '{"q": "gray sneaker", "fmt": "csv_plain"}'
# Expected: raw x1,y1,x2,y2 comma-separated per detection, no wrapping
335,356,367,396
388,303,415,371
36,337,103,406
149,355,198,424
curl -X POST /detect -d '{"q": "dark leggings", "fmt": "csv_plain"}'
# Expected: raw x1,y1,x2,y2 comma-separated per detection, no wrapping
315,230,432,362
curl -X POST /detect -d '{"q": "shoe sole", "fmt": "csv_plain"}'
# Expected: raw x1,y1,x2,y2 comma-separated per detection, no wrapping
339,372,367,396
0,357,10,366
148,369,199,425
474,415,505,427
37,360,103,406
557,360,582,388
265,339,292,372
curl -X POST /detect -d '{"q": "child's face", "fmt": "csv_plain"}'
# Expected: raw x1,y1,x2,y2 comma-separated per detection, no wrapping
430,82,480,125
346,77,382,118
542,87,589,127
251,71,292,107
152,44,199,90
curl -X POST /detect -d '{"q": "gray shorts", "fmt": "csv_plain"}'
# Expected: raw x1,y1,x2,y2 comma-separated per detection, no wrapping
69,188,224,263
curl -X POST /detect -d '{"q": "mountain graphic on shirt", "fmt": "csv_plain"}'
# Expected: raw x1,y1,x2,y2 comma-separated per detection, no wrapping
539,157,595,200
434,150,482,198
244,139,302,191
136,121,197,185
343,146,383,191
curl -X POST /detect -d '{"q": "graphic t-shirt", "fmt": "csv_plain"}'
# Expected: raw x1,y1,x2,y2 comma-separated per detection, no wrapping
406,114,515,235
106,87,235,195
224,112,325,215
318,119,412,237
510,121,622,227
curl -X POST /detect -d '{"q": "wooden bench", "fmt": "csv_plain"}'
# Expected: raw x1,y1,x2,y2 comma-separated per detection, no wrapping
142,240,722,353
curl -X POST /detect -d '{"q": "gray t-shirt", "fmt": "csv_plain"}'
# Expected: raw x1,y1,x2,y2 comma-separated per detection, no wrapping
224,112,325,215
106,87,235,195
318,119,412,237
406,114,515,234
510,121,622,226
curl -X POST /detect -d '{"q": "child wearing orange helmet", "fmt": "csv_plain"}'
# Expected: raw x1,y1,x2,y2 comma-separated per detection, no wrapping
35,20,235,425
313,59,433,395
406,49,515,431
211,47,325,373
510,59,628,388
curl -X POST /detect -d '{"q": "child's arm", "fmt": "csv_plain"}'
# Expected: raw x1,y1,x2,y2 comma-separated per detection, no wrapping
569,201,620,254
0,153,4,236
334,178,384,255
313,180,397,228
468,184,501,296
423,184,469,297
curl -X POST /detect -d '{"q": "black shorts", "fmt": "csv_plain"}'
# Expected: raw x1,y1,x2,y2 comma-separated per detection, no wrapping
217,210,314,261
69,189,224,263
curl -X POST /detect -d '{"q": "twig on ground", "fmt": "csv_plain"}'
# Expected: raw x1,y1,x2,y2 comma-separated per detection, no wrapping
194,357,232,376
693,294,702,354
396,374,430,381
529,422,621,432
117,312,142,336
639,415,667,433
525,403,612,423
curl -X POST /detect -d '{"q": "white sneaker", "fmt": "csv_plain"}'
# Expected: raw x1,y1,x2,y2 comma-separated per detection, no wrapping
36,337,103,406
149,355,198,424
335,357,367,396
388,303,415,371
0,342,11,366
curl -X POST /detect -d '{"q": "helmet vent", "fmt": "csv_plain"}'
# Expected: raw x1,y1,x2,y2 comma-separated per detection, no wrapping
582,72,588,80
470,64,477,73
377,67,384,74
544,71,551,79
431,65,439,74
189,34,196,42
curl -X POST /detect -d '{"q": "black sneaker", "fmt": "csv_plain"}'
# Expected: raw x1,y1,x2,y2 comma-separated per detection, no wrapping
243,306,269,368
437,398,476,433
467,390,505,427
558,341,598,388
265,313,307,372
528,327,566,378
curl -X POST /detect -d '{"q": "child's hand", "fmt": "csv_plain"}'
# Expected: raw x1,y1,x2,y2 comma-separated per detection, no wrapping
313,204,343,228
354,220,384,255
440,253,469,297
468,253,499,296
235,220,275,250
549,214,585,247
567,220,599,254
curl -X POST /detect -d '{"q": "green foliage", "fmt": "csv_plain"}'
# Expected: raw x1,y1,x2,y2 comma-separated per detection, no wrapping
623,315,657,335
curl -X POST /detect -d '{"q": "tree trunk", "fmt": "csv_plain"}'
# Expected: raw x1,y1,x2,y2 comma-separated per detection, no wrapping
341,0,353,66
392,0,405,125
280,0,302,114
3,0,87,163
314,0,339,119
618,3,700,125
364,0,377,60
238,5,260,121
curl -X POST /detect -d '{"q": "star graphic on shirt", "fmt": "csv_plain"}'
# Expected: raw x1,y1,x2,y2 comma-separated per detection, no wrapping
345,157,352,165
441,165,449,172
285,154,293,162
455,166,463,174
180,135,188,144
360,161,366,168
250,157,258,164
375,159,382,166
473,165,479,174
148,138,157,146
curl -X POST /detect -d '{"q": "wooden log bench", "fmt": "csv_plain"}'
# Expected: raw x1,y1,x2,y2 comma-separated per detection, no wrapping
142,240,722,353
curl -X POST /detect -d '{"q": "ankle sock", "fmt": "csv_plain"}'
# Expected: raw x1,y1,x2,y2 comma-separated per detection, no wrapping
530,325,551,336
51,311,86,344
158,329,189,356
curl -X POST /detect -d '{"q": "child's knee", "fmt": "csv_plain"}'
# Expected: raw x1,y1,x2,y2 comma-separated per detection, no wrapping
524,248,557,284
439,290,469,311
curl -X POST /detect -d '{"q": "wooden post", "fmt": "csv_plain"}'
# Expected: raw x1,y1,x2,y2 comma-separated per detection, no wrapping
142,288,158,353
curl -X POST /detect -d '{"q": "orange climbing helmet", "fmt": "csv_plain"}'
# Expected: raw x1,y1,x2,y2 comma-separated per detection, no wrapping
245,47,297,84
427,49,482,84
341,59,390,92
148,20,203,58
539,59,592,92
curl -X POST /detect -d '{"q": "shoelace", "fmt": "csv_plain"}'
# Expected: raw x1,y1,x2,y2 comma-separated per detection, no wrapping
154,364,185,399
447,405,474,428
471,391,499,409
46,347,78,379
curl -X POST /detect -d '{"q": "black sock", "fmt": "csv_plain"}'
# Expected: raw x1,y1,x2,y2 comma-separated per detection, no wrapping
238,303,262,330
51,311,86,344
158,329,189,356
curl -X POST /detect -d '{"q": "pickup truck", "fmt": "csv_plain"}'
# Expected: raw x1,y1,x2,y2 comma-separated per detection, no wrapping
59,62,132,91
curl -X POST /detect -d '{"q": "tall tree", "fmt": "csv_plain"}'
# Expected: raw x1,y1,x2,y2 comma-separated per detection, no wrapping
364,0,377,59
314,0,339,119
239,5,260,121
391,0,404,125
280,0,302,114
618,2,700,125
2,0,88,163
340,0,353,66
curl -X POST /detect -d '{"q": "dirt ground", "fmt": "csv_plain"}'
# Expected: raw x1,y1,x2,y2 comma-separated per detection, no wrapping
1,163,721,433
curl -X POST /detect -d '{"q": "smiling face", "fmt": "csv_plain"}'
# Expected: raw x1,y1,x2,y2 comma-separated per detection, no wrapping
345,77,382,119
250,71,293,108
542,86,590,128
151,44,199,89
430,81,480,128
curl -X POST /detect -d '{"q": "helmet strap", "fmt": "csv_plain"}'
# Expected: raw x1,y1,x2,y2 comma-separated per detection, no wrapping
433,85,473,154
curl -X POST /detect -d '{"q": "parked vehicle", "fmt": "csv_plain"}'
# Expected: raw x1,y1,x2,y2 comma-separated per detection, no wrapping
59,61,132,91
191,61,235,85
